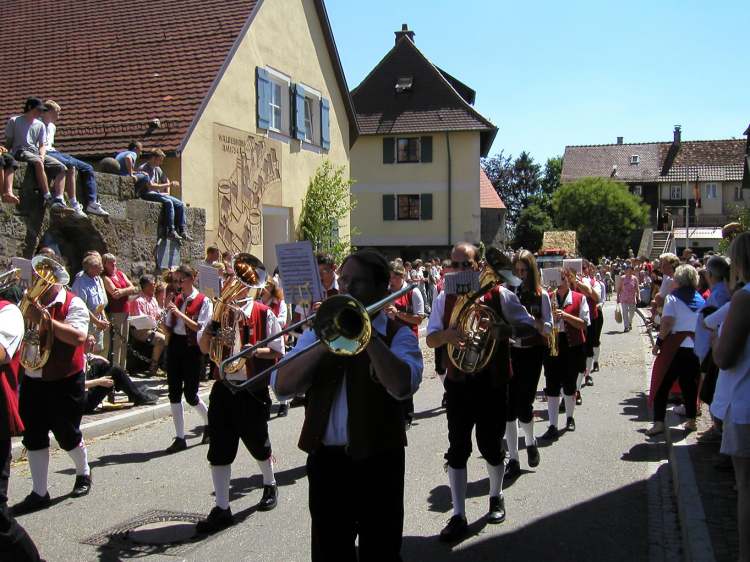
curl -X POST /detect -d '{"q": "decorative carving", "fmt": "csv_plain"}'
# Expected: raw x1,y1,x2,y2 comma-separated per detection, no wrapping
214,126,281,253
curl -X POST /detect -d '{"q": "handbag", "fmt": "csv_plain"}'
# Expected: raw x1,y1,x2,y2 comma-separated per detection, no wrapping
615,304,623,324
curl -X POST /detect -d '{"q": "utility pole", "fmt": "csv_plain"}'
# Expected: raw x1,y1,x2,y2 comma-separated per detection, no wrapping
684,167,691,251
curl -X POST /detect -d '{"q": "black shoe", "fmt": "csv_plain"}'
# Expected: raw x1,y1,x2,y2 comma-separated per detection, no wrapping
277,403,289,418
71,474,92,497
585,375,594,387
566,417,576,432
165,437,187,454
441,392,448,409
576,391,583,406
487,495,506,524
11,491,51,515
592,362,600,373
504,458,521,480
257,484,278,511
540,426,559,442
439,514,468,542
527,445,540,468
195,506,234,534
178,230,194,241
201,426,210,445
132,392,158,406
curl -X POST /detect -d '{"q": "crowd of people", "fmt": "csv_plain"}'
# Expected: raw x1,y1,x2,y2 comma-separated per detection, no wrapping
0,232,748,561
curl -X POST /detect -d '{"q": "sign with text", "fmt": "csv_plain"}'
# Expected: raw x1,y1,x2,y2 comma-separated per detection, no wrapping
541,268,562,287
276,241,323,307
563,259,583,274
443,271,480,296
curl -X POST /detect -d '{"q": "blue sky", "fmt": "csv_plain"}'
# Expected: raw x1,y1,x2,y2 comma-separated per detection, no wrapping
326,0,749,165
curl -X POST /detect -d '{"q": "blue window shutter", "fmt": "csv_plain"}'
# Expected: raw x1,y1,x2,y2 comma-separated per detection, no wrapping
256,67,271,129
383,138,395,164
420,193,433,220
292,84,306,141
383,194,395,220
321,98,331,150
420,136,433,162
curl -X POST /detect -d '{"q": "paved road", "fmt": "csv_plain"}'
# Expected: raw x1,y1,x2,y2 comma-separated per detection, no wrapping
9,303,680,561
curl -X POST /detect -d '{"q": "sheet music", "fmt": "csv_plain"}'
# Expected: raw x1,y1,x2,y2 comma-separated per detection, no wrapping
10,257,32,287
541,268,562,287
276,241,324,307
443,271,480,295
197,264,222,299
563,259,583,274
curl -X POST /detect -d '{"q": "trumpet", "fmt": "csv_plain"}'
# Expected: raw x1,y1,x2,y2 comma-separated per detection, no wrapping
547,283,559,357
0,267,21,290
219,283,418,392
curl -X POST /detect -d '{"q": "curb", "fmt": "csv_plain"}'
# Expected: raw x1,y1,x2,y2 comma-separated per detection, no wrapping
11,388,212,461
665,411,717,562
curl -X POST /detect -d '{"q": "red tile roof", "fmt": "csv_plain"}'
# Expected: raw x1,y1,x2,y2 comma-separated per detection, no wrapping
480,168,505,209
0,0,357,157
351,35,497,156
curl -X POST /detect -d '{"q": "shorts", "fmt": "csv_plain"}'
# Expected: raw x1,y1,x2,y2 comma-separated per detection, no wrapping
1,152,19,170
14,150,66,175
720,408,750,458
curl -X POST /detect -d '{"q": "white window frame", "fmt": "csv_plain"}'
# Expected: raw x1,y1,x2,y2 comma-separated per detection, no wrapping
265,67,291,136
734,184,744,201
298,83,322,150
632,184,642,196
670,184,683,200
705,183,718,199
630,155,640,165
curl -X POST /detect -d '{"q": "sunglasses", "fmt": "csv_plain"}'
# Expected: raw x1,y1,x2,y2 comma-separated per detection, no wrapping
450,260,473,269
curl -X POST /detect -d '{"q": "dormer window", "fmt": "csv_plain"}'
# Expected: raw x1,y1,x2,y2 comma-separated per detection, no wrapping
630,155,640,165
395,76,413,93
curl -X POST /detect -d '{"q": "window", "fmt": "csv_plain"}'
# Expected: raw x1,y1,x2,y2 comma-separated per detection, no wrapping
383,193,432,220
397,138,420,163
632,185,642,196
398,195,421,219
270,82,283,131
734,184,744,201
257,67,291,135
705,183,718,199
303,97,314,143
630,155,640,165
670,184,682,200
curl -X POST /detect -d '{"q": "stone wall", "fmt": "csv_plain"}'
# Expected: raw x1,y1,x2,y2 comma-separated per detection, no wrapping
0,163,206,277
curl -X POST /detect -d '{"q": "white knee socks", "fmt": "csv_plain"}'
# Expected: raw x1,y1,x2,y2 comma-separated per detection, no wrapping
192,398,209,426
170,402,185,439
520,420,536,447
211,464,231,510
505,420,519,461
257,457,276,486
593,347,601,364
447,467,467,517
586,356,594,373
28,448,49,496
486,460,504,498
564,394,576,420
576,372,585,392
67,441,90,476
547,396,560,429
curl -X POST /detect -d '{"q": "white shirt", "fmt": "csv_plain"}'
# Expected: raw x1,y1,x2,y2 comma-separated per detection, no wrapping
552,289,590,332
659,275,675,299
271,311,423,447
662,294,699,348
166,287,212,336
0,303,24,361
44,122,57,152
581,277,603,308
26,288,89,379
392,279,424,317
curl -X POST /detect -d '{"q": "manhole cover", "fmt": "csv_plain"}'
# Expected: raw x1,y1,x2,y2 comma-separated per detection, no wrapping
81,509,207,556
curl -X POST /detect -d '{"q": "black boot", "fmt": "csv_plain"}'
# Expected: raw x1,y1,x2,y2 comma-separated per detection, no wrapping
196,506,233,534
71,474,92,497
504,458,521,480
487,495,506,524
11,491,51,516
439,514,468,542
527,445,540,468
257,484,278,511
165,437,187,454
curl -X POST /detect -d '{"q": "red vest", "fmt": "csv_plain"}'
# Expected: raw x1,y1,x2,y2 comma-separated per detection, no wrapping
553,289,586,347
105,269,130,314
392,286,419,337
0,301,23,438
241,301,277,380
172,292,206,347
585,277,599,321
42,289,86,381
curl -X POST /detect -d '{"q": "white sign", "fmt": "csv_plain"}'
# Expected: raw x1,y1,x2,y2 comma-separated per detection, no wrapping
129,314,157,330
198,264,222,299
276,241,323,307
10,257,32,285
563,259,583,274
443,271,480,295
541,268,562,287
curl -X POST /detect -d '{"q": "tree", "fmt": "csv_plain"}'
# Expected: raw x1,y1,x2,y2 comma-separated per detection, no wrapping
537,156,562,213
514,202,553,252
482,150,542,238
297,161,357,264
553,177,649,260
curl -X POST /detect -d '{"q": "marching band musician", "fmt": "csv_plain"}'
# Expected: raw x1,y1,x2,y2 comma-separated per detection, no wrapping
14,258,93,515
163,264,212,454
574,260,602,393
292,253,339,323
273,248,423,562
196,287,283,533
540,268,590,442
0,291,43,560
426,243,536,542
505,250,552,480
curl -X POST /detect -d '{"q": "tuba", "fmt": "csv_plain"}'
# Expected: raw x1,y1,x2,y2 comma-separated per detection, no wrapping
446,247,516,374
19,255,70,370
208,253,267,375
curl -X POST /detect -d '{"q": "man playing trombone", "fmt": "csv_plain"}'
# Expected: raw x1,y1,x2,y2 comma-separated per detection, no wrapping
272,248,423,562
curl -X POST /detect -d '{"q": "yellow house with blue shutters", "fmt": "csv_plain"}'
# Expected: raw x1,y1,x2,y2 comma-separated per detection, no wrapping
350,25,498,260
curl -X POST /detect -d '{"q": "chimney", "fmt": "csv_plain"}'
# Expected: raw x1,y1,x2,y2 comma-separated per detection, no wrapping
616,136,623,145
395,24,415,45
673,125,681,144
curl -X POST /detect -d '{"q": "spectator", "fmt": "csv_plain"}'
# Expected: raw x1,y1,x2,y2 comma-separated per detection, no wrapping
131,274,166,377
616,264,639,332
136,149,192,241
114,141,142,177
70,252,110,353
84,346,157,411
698,268,711,300
102,254,138,370
205,246,220,267
0,145,20,204
154,279,168,309
261,277,289,417
4,97,66,210
40,101,109,217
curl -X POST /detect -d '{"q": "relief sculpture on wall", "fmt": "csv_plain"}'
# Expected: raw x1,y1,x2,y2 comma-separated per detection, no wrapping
214,125,281,253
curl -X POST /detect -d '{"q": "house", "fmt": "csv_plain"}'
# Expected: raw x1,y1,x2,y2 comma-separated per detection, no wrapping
0,0,355,273
562,126,749,254
349,25,498,260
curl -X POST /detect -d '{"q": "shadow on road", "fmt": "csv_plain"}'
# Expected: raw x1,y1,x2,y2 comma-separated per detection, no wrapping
228,464,307,502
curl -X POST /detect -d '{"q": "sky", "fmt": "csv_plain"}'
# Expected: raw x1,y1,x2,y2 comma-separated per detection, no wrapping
325,0,749,165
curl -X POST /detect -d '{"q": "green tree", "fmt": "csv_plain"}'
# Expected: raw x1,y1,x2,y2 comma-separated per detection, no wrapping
536,156,563,213
513,202,554,251
297,161,357,264
553,177,649,260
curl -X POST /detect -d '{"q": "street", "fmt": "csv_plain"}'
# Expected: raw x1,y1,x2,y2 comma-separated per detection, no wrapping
9,303,681,561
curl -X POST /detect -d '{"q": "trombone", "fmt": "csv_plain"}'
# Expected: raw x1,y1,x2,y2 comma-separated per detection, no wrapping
219,282,419,392
0,267,21,290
